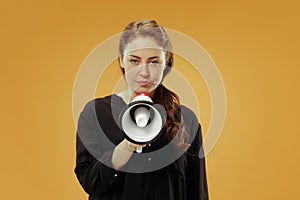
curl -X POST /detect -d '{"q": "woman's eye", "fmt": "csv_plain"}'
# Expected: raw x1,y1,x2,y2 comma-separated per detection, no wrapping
150,60,160,65
129,59,139,65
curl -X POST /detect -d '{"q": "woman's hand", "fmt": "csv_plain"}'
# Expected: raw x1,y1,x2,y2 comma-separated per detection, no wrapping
111,139,146,170
119,139,146,152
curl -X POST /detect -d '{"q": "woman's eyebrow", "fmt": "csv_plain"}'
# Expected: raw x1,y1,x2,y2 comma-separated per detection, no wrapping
128,55,141,59
148,56,160,59
128,55,160,60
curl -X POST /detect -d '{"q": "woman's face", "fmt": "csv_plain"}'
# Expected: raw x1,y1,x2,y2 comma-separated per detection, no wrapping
121,36,166,95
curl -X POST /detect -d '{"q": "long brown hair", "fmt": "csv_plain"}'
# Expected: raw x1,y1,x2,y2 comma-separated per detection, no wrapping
119,20,189,148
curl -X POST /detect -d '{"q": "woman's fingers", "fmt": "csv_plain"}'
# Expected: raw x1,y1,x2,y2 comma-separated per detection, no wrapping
125,139,146,152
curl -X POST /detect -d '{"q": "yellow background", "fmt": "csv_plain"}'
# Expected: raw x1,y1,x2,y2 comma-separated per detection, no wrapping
1,0,299,199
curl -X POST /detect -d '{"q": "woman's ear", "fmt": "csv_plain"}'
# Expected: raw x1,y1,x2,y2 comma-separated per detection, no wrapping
118,56,125,68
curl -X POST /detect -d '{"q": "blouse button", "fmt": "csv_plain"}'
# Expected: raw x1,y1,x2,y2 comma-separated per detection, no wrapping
114,174,118,177
148,157,151,162
148,143,151,147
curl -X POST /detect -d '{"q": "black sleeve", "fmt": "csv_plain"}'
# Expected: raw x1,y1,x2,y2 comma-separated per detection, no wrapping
74,100,118,196
186,123,209,200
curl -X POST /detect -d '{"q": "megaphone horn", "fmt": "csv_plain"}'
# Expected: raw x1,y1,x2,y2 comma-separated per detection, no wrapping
118,93,165,153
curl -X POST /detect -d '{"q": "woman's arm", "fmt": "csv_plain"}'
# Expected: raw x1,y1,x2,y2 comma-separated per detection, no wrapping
74,135,117,196
74,99,146,195
74,100,118,196
186,124,209,200
111,139,146,170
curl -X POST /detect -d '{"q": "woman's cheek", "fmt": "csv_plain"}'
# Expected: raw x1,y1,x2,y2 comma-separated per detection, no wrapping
125,68,138,80
152,68,164,82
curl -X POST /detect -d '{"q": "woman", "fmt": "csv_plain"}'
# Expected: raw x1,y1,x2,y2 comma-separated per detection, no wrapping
75,20,209,200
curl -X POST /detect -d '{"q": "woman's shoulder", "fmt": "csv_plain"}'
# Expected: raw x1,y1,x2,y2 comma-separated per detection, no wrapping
81,95,120,114
84,94,124,108
179,105,201,139
80,94,126,116
180,105,198,123
83,95,112,108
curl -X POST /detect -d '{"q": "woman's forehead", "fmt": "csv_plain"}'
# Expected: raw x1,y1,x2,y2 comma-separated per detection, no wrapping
123,36,163,55
124,48,165,59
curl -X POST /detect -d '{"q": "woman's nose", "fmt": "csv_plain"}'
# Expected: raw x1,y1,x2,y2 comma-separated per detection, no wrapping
139,64,150,77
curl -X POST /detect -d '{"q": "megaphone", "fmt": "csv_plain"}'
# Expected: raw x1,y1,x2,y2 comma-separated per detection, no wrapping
118,93,165,153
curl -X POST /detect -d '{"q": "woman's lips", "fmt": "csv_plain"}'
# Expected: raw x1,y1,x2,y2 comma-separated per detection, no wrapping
136,81,151,86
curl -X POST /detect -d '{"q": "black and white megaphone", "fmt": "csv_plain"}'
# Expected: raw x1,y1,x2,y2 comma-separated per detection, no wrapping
118,92,165,153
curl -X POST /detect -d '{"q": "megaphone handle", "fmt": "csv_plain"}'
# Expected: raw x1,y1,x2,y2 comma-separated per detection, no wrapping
136,146,143,153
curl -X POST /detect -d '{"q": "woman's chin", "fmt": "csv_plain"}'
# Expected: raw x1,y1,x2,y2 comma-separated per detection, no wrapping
134,87,154,95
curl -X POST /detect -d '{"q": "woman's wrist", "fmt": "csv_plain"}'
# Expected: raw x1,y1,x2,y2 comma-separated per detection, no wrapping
111,140,134,170
117,139,134,152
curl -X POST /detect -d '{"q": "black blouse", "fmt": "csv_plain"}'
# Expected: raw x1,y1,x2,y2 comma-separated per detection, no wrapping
74,95,209,200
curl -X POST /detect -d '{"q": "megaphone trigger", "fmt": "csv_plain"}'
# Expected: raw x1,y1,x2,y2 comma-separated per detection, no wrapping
136,146,143,153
